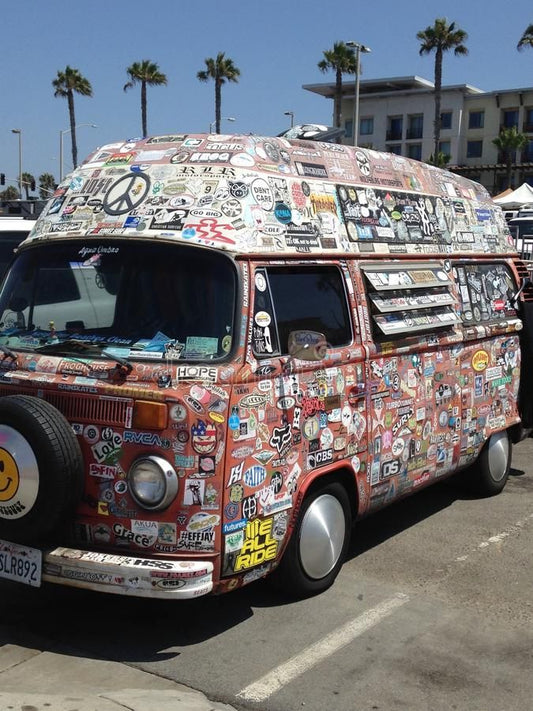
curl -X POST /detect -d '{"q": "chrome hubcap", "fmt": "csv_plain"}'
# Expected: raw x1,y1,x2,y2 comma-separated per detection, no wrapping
487,431,510,482
299,493,346,580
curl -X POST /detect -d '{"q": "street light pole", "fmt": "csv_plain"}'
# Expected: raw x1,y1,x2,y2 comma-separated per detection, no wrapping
209,117,236,134
284,111,295,128
346,41,371,147
11,129,22,198
59,123,98,182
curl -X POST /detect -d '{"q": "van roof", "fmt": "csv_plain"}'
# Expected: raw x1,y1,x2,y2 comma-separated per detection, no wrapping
27,132,514,258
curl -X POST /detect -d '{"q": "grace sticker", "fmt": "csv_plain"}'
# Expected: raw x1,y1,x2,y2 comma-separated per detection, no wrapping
255,311,271,327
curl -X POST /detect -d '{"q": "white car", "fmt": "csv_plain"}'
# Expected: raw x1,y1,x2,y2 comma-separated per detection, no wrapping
0,217,35,279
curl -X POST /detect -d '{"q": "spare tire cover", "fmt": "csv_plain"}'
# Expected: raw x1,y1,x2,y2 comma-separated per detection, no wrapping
0,395,83,544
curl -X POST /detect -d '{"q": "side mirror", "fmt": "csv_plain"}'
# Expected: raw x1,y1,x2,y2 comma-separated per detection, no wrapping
287,330,328,361
512,276,532,308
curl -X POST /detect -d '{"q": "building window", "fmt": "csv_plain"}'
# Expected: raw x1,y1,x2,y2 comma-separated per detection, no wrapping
407,143,422,160
503,109,519,129
439,141,451,158
523,140,533,162
468,111,484,129
386,144,402,155
360,117,374,136
386,116,403,141
407,114,423,139
466,140,483,158
344,119,353,139
524,108,533,133
440,111,452,130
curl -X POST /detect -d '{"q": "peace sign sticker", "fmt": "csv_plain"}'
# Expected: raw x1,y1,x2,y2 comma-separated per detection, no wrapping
103,173,151,215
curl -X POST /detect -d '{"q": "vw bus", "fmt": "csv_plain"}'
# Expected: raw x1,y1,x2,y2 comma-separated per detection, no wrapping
0,132,531,599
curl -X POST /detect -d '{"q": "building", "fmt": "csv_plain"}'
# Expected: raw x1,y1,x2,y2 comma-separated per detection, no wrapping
303,75,533,195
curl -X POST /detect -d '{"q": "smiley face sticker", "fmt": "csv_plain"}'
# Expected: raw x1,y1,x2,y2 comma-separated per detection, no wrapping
0,447,19,502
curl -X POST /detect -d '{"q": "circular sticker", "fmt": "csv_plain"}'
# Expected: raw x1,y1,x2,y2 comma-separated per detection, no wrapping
103,174,151,215
231,153,256,167
169,403,187,422
274,202,292,224
255,273,267,292
255,311,271,327
0,448,19,502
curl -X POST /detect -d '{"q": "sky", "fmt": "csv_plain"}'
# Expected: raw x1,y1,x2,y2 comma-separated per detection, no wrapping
2,0,533,190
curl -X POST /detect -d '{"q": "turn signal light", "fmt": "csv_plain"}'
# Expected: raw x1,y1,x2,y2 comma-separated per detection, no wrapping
132,400,168,430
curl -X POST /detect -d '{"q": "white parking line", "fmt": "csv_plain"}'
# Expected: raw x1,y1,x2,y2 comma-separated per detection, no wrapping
455,511,533,562
237,593,409,703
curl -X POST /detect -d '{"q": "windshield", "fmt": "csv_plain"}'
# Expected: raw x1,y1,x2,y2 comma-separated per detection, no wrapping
508,220,533,239
0,241,237,361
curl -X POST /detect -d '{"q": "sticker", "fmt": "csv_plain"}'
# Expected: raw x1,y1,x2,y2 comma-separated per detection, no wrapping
254,311,271,327
255,273,267,292
472,350,489,372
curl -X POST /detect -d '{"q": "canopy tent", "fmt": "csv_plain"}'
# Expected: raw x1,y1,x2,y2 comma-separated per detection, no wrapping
493,183,533,208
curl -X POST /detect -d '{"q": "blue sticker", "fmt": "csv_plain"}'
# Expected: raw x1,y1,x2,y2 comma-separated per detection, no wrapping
274,202,292,224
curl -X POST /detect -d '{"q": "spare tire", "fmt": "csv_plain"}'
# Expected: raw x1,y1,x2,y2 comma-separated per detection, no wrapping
0,395,83,544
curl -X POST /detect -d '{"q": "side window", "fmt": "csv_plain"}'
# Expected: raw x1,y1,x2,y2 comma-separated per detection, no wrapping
252,266,352,357
453,262,518,324
363,261,459,339
35,264,81,305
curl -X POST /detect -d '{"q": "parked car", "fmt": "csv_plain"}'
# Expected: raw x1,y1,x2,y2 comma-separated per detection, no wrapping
0,217,35,280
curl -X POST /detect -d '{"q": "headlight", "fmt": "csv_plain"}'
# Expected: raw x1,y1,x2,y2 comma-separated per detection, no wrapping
128,456,178,510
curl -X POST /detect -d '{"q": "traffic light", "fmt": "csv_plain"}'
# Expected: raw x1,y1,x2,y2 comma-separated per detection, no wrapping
30,179,35,191
0,174,4,185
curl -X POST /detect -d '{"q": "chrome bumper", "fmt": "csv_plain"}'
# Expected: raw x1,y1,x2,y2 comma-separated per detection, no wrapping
42,546,214,599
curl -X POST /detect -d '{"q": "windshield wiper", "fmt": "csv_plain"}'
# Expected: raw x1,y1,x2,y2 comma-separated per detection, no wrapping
0,344,18,362
36,339,133,374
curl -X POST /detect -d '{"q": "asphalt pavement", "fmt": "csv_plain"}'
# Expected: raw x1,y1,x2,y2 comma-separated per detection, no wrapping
0,641,238,711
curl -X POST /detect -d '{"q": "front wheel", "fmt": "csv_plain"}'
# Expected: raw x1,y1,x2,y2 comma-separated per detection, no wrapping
467,430,512,497
272,481,351,598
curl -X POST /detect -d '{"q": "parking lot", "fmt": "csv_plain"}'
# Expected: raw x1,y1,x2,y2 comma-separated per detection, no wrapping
1,437,532,711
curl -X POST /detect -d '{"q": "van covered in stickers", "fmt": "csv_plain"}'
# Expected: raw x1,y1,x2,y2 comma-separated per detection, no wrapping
0,132,530,599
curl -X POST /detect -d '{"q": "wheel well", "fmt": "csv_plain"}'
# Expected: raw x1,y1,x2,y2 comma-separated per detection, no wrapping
301,467,359,521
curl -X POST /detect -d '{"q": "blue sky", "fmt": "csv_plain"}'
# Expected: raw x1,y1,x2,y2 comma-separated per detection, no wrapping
2,0,533,189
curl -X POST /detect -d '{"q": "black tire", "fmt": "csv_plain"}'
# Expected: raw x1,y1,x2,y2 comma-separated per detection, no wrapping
466,430,512,497
0,395,83,544
272,481,351,598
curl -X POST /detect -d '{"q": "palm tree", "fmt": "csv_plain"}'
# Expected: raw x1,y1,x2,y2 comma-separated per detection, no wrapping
197,52,240,133
417,18,468,161
427,151,451,168
318,42,357,139
493,126,528,190
0,186,19,200
517,24,533,50
39,173,57,199
124,60,167,138
52,66,93,171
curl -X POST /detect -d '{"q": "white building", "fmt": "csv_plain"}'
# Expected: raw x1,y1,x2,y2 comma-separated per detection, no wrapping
303,76,533,195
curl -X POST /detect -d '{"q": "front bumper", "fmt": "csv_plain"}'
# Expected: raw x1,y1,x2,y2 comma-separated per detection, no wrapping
42,546,214,599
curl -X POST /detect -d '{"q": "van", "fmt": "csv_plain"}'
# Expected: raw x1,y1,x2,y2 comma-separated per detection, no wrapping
0,216,35,280
0,133,530,599
508,214,533,258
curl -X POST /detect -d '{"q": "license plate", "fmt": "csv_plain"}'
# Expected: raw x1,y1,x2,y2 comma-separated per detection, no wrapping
0,539,42,587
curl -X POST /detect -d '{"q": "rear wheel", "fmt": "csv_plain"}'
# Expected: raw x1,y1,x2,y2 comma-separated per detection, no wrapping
272,481,351,598
466,430,511,496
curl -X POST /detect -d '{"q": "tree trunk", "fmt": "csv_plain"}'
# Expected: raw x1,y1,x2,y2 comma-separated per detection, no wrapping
68,91,78,170
335,67,342,144
141,81,148,137
433,48,443,161
215,79,222,133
